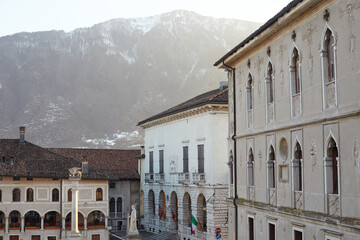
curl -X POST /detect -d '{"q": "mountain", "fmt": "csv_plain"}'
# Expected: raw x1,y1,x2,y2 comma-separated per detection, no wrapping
0,10,260,148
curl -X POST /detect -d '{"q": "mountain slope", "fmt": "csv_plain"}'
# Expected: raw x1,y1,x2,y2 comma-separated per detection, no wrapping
0,10,260,148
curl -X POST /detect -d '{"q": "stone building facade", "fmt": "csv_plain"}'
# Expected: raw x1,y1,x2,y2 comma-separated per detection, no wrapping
0,128,140,240
215,0,360,239
138,86,229,240
48,148,141,232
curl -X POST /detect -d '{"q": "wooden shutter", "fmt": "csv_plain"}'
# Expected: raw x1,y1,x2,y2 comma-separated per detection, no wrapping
198,145,204,173
183,146,189,173
149,151,153,173
159,150,164,173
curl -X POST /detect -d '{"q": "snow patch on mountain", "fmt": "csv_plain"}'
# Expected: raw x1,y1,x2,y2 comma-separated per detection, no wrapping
130,16,160,34
81,130,141,147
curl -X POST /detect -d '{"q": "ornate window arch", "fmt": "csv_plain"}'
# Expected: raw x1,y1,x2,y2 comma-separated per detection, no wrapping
266,62,275,123
321,25,337,109
247,148,254,187
289,46,302,117
246,73,254,128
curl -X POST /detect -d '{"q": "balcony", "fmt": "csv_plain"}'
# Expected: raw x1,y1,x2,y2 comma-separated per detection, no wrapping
192,173,205,183
177,172,190,184
145,173,154,183
155,173,164,183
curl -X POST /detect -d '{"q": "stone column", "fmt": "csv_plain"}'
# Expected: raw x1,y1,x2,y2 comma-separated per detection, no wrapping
84,217,87,230
62,217,66,230
71,186,79,233
5,216,9,233
21,216,24,232
41,216,44,230
105,216,108,229
68,167,82,240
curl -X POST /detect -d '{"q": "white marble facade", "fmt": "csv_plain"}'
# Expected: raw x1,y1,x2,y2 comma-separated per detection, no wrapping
140,93,229,240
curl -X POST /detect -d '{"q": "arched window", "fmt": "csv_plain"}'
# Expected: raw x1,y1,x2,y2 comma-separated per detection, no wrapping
197,194,207,231
291,48,301,95
246,74,254,128
324,29,335,83
13,188,21,202
52,188,59,202
25,211,41,228
247,74,254,110
183,193,191,227
293,142,303,191
96,188,103,201
27,188,34,202
321,27,337,109
247,149,254,186
117,197,122,213
68,189,72,202
109,198,115,213
148,191,155,218
327,137,338,194
267,146,275,189
267,63,274,103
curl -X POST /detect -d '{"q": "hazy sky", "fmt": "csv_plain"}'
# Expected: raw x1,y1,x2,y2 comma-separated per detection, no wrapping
0,0,291,37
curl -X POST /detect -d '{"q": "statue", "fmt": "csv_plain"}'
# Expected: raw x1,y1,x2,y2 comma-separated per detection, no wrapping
127,205,139,236
68,167,82,178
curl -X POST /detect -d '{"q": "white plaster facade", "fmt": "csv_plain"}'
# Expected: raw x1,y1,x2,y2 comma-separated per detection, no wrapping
216,0,360,239
139,90,229,240
0,177,109,240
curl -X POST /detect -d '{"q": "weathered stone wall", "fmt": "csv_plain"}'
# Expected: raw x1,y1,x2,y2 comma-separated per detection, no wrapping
225,0,360,239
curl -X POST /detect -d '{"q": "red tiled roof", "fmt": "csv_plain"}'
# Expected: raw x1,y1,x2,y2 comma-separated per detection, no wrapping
48,148,140,180
0,139,140,180
0,139,78,179
138,87,228,126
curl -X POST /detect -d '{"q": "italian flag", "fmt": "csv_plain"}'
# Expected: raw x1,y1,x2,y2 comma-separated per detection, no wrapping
191,215,198,235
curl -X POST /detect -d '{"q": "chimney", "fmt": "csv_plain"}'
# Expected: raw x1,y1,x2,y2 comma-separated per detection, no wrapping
19,126,26,144
219,81,228,91
81,155,88,175
140,145,145,155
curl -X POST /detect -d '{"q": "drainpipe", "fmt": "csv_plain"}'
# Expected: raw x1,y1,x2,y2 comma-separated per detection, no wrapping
222,60,238,240
60,179,63,240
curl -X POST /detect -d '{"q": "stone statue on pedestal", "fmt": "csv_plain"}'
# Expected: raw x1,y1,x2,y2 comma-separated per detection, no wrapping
126,204,141,239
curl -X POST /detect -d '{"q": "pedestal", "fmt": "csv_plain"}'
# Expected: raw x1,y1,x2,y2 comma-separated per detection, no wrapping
69,232,82,240
126,234,142,240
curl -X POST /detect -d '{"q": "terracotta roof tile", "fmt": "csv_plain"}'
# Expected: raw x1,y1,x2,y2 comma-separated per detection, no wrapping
0,139,140,180
48,148,140,180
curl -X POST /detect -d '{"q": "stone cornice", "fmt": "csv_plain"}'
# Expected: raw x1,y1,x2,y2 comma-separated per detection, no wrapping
140,104,228,129
234,198,360,232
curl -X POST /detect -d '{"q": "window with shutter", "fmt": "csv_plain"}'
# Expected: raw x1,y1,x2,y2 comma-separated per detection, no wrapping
198,145,204,173
159,150,164,174
183,146,189,173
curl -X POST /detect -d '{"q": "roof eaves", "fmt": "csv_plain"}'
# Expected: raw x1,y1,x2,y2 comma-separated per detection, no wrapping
214,0,303,67
137,101,228,127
